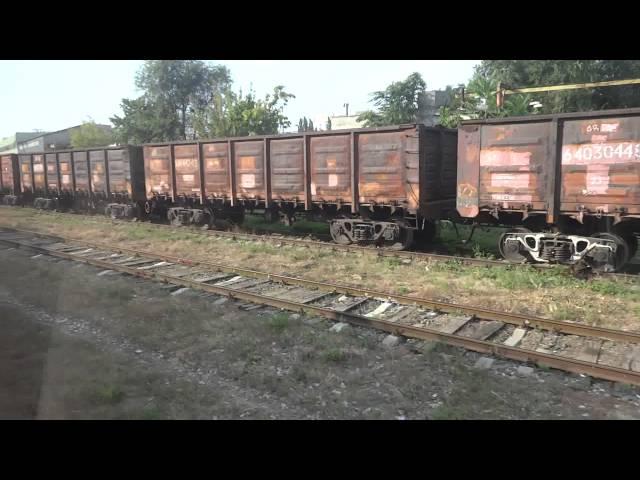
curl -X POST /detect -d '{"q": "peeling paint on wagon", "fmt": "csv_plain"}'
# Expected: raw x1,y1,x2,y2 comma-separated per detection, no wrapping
234,141,264,199
72,151,90,193
1,155,19,195
458,109,640,220
89,150,107,196
202,142,230,199
58,153,73,191
45,153,59,192
561,116,640,214
19,155,33,193
270,138,304,201
173,144,201,198
144,146,173,199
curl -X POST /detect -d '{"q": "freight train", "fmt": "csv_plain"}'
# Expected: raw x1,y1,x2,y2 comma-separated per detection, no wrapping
1,108,639,272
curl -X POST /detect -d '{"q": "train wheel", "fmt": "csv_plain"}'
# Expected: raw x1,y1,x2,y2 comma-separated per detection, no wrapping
591,233,630,273
330,222,352,245
612,224,638,260
167,209,181,227
498,227,532,263
626,234,638,260
387,221,414,251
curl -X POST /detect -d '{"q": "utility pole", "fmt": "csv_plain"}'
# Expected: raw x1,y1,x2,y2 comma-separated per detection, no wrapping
343,103,349,116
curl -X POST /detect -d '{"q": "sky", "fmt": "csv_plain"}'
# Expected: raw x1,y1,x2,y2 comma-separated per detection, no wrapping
0,60,480,137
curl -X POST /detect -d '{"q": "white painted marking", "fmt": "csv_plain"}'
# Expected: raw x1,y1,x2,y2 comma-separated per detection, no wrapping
171,287,191,296
214,275,244,287
71,249,93,255
365,302,393,318
138,261,171,270
503,328,527,347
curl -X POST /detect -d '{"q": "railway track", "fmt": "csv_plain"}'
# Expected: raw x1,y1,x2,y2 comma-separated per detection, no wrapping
3,206,639,280
2,226,640,387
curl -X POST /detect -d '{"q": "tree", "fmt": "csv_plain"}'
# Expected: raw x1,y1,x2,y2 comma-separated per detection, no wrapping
70,120,114,148
357,72,427,127
297,117,316,132
475,60,640,114
326,117,332,131
437,60,640,128
111,96,181,144
196,86,295,138
112,60,232,143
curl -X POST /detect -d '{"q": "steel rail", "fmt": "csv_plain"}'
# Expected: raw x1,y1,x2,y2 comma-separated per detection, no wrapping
2,231,640,387
3,226,640,345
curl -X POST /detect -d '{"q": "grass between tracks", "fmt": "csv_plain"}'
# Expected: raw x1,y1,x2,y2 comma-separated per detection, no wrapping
1,206,639,332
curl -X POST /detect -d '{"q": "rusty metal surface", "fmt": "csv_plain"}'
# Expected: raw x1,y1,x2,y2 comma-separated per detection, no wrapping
142,125,455,211
459,109,640,220
1,155,19,194
89,150,107,195
18,155,33,192
32,154,46,193
456,125,481,218
139,123,439,146
202,142,230,199
269,138,305,201
234,140,264,199
173,144,201,198
310,134,351,203
358,130,409,206
45,154,59,192
144,146,173,198
72,151,89,193
107,149,131,196
478,122,551,212
58,152,73,192
561,116,640,215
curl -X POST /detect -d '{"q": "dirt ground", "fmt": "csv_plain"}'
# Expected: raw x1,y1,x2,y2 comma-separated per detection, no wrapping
1,242,639,420
1,207,638,332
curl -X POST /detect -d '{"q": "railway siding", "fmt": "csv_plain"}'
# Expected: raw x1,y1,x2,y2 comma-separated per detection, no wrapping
0,207,638,333
2,227,640,387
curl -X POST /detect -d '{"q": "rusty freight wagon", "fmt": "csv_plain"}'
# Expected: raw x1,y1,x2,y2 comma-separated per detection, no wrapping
457,108,640,272
13,145,144,214
143,124,457,249
0,154,20,205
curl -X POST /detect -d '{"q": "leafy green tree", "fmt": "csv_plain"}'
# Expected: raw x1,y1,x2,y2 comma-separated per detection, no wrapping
438,60,640,128
476,60,640,114
112,60,231,143
198,86,295,137
70,120,114,148
326,117,332,130
111,96,181,144
297,116,316,132
298,117,308,132
357,73,427,127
